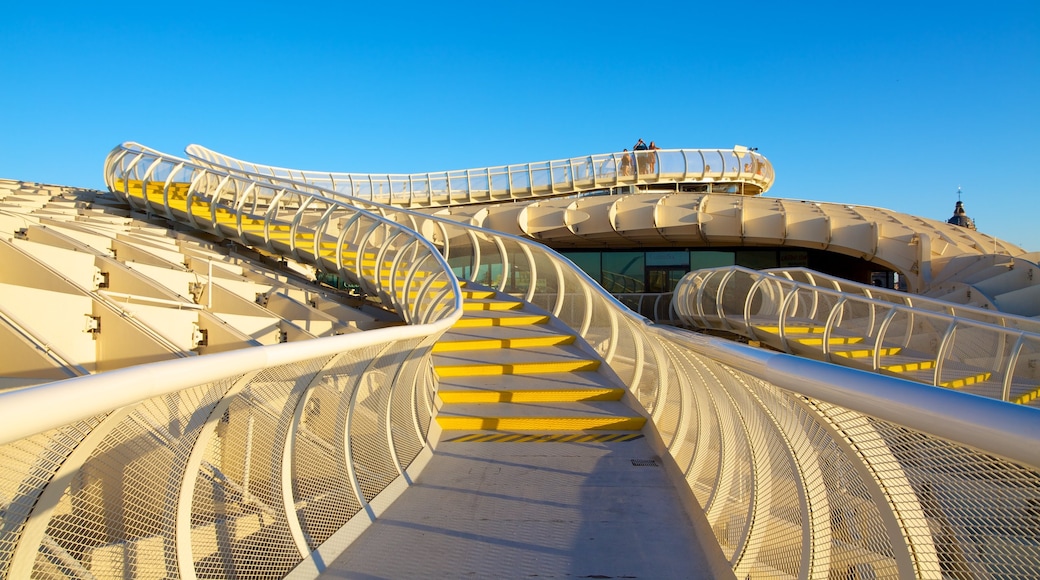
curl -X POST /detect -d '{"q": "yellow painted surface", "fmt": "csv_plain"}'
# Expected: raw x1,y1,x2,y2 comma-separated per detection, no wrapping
882,360,935,373
437,388,624,403
755,325,826,334
435,359,600,377
940,372,992,389
462,300,523,311
452,314,550,328
443,432,644,443
432,334,575,352
1014,386,1040,405
794,336,865,346
436,415,645,431
832,347,902,358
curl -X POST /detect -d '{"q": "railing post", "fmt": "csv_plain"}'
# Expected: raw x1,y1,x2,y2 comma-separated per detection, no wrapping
1002,334,1026,402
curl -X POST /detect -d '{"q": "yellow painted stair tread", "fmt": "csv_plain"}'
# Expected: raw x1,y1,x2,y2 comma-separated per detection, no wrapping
435,359,600,377
436,416,645,431
443,432,644,443
793,336,865,346
1014,386,1040,405
433,334,575,352
462,300,524,311
437,388,624,403
832,347,902,358
940,372,992,389
755,325,826,334
452,313,549,328
882,360,936,373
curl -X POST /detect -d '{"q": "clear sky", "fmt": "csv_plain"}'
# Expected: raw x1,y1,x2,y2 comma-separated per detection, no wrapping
3,2,1038,250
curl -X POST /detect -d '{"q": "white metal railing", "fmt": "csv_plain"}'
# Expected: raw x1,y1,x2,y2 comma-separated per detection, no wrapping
2,143,1039,579
185,143,775,207
674,265,1040,406
650,325,1040,579
614,292,675,323
775,267,1040,334
194,146,1040,578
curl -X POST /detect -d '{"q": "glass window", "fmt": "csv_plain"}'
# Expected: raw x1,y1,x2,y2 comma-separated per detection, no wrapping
779,250,808,267
560,252,601,283
601,252,645,292
690,251,735,270
736,250,778,269
647,250,689,267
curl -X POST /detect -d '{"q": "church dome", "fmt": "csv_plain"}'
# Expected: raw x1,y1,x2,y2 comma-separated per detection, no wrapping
948,199,976,230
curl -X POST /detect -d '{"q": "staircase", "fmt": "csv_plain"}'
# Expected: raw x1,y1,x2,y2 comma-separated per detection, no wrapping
433,284,645,440
753,323,1040,405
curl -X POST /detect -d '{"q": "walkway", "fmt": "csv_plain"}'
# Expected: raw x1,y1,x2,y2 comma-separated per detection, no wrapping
321,435,723,578
321,285,727,578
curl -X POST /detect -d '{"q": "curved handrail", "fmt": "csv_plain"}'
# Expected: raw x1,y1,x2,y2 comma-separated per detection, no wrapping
0,323,450,447
103,142,462,326
674,265,1040,405
186,143,775,208
774,267,1040,333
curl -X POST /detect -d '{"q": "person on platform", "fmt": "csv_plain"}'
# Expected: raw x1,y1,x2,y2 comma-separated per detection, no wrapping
633,139,648,174
619,149,632,176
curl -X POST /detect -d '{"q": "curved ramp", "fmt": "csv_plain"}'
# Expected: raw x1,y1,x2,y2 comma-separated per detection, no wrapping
186,143,775,207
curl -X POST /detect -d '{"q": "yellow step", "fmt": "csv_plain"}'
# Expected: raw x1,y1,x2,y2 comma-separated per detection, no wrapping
462,299,523,312
434,359,600,378
1014,386,1040,406
940,372,992,389
882,360,936,373
437,387,623,403
452,313,550,328
755,325,825,334
832,347,902,359
432,334,575,353
435,415,645,431
793,336,865,346
443,432,644,443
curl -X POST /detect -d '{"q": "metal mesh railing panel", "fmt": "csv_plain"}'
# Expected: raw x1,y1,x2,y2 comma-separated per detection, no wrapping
649,344,684,447
874,422,1040,578
32,382,225,579
694,360,754,563
292,353,369,547
0,420,102,578
665,346,724,506
387,344,432,472
191,360,325,579
643,326,1040,578
349,343,409,502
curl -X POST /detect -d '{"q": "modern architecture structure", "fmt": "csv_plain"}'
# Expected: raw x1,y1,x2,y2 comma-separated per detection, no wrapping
1,143,1038,579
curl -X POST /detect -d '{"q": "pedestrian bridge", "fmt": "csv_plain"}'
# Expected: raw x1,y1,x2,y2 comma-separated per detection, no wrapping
0,144,1038,579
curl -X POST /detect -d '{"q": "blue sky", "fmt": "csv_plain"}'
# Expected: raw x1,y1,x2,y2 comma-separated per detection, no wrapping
3,2,1038,250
